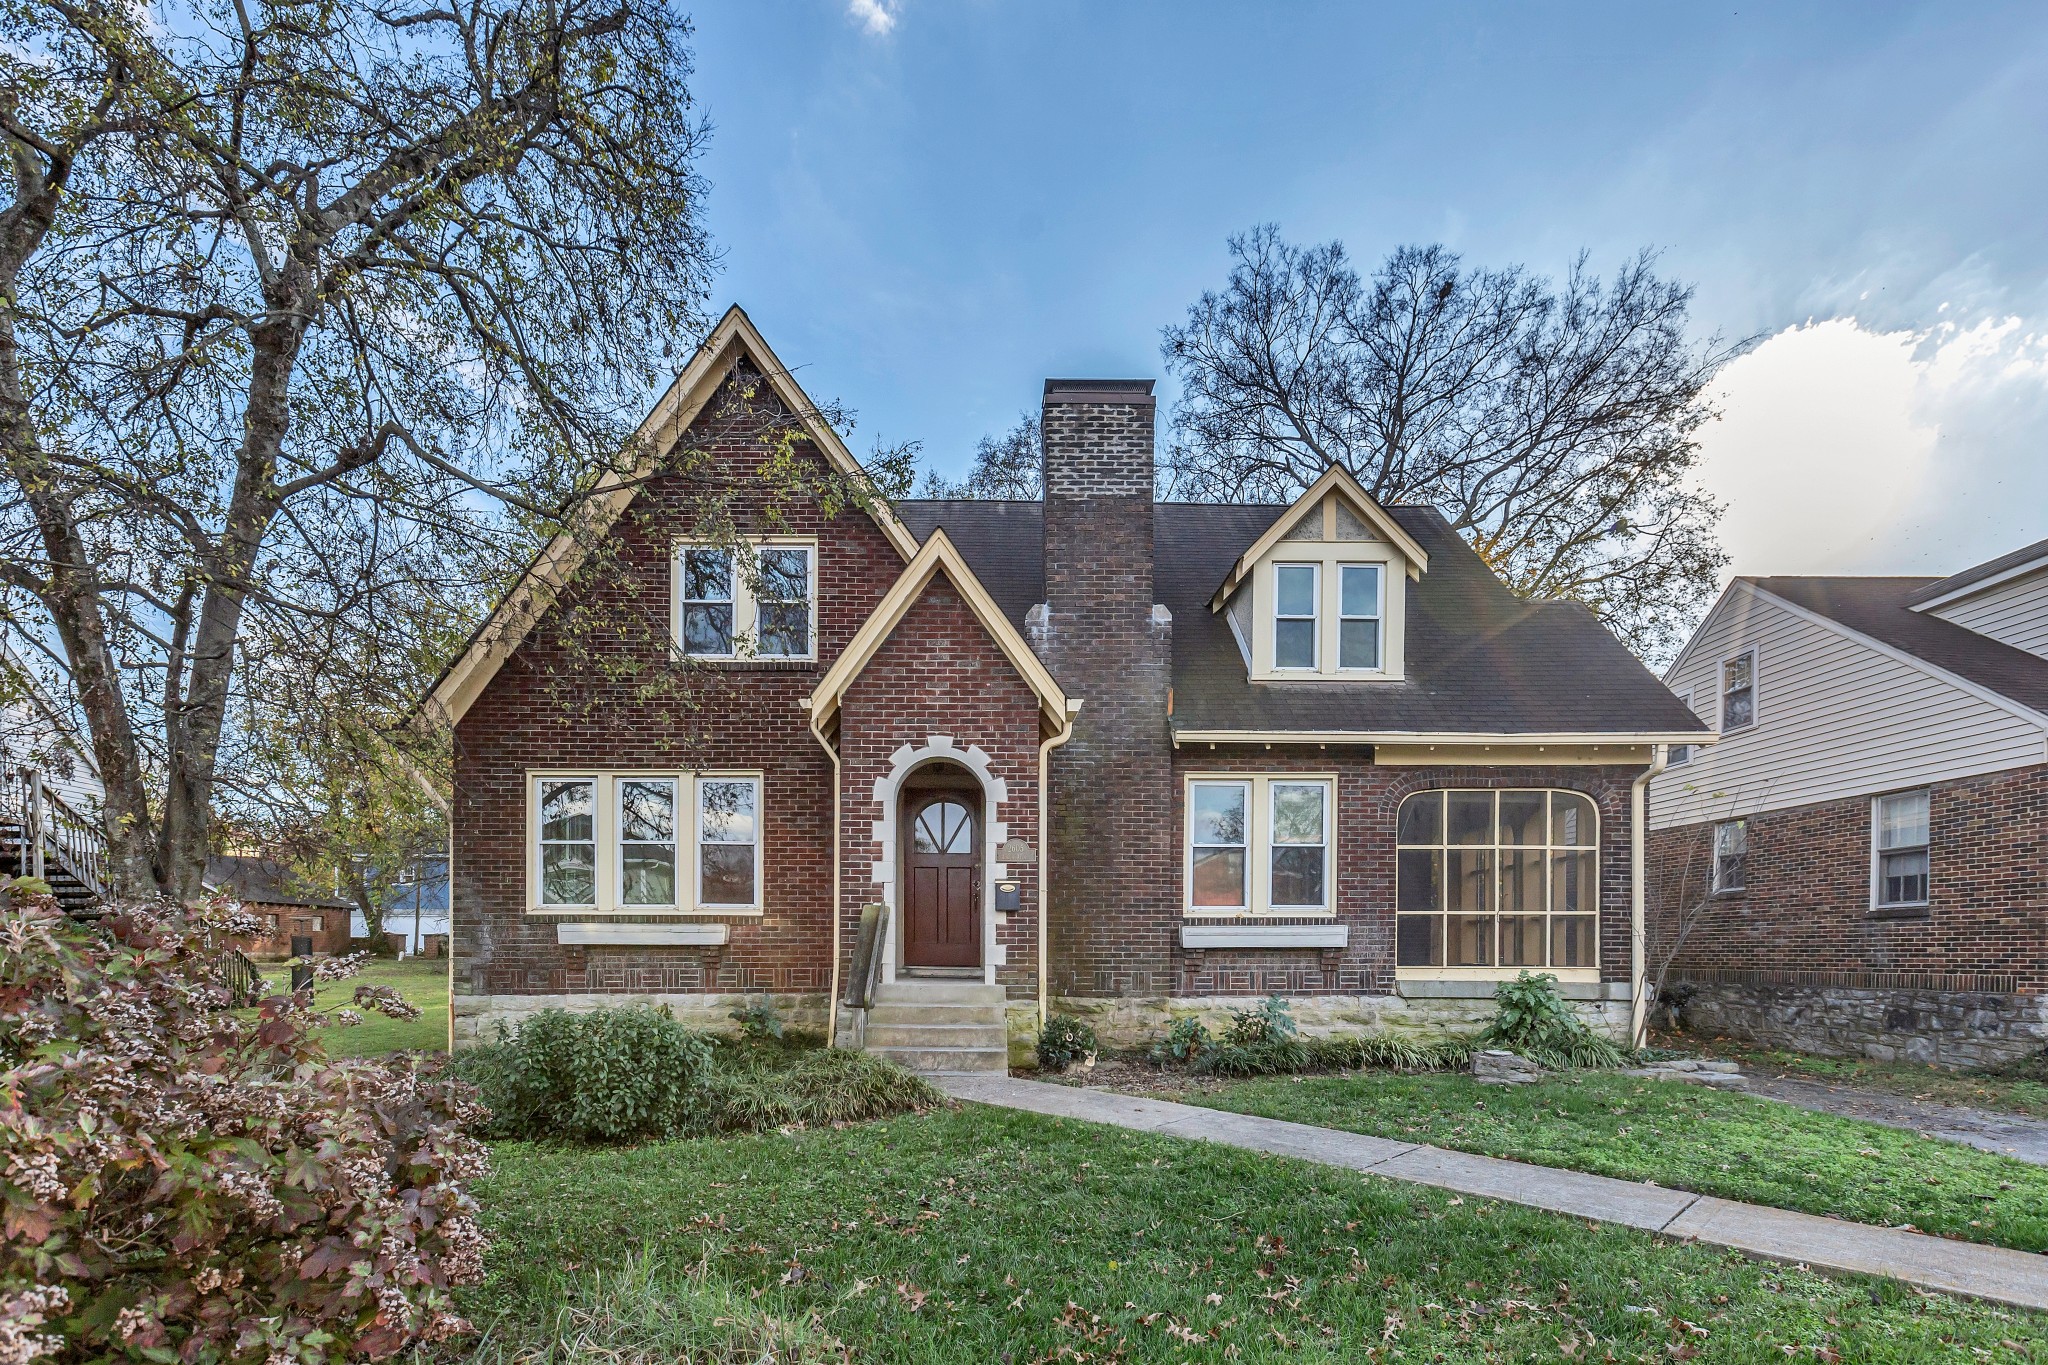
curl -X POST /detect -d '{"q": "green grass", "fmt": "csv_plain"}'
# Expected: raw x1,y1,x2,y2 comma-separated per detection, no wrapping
449,1104,2044,1363
265,957,449,1056
1693,1040,2048,1119
1183,1070,2048,1253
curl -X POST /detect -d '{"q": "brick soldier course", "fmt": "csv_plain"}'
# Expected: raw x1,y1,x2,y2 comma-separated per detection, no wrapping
427,307,1707,1062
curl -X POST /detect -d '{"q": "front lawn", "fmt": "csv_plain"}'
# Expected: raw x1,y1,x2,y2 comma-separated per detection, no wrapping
1690,1039,2048,1119
455,1103,2044,1363
1177,1069,2048,1253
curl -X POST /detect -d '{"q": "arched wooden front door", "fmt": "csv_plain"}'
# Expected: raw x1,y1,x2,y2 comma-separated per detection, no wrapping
903,795,980,967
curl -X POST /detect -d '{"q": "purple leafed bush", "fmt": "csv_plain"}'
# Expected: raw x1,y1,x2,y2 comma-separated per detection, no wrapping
0,885,488,1363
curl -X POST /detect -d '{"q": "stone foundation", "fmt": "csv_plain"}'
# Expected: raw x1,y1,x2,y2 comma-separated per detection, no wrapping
452,991,830,1046
1049,986,1634,1051
1670,980,2047,1070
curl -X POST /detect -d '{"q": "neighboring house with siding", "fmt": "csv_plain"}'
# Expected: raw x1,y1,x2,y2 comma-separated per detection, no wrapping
423,307,1706,1071
1647,542,2048,1067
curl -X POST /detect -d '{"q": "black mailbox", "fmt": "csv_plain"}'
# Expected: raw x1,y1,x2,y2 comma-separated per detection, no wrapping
994,879,1022,912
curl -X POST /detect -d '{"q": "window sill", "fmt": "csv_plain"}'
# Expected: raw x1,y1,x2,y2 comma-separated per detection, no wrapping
1866,904,1931,922
1397,974,1616,1001
555,921,730,947
527,907,765,918
680,657,817,672
1712,888,1746,899
1180,922,1348,950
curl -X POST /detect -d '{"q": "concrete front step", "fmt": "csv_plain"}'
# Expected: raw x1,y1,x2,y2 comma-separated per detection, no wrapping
864,1022,1008,1050
870,1045,1008,1074
873,979,1006,1006
864,1001,1007,1028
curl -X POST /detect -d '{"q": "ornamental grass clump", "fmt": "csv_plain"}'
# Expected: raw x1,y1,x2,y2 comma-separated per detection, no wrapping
0,881,488,1364
1483,970,1631,1069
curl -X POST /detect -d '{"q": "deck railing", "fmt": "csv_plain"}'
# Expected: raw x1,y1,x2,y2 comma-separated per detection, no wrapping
3,767,107,900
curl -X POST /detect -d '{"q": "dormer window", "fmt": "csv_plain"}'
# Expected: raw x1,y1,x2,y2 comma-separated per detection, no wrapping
1339,564,1382,669
1273,564,1319,669
675,539,818,661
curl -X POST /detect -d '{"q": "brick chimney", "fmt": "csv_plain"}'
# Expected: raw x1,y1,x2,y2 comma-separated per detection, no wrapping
1036,380,1176,1000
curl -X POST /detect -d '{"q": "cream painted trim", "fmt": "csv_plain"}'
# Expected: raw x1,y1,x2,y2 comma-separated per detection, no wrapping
672,536,820,663
426,305,921,726
809,528,1072,729
1038,705,1077,1029
1630,743,1668,1048
1909,553,2048,613
1374,743,1658,767
1173,729,1711,750
556,921,730,946
1398,967,1601,984
1249,551,1406,682
808,710,844,1047
1182,772,1337,917
525,768,764,915
1209,466,1429,612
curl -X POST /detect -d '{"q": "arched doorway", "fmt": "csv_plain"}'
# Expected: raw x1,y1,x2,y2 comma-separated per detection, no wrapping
901,769,982,969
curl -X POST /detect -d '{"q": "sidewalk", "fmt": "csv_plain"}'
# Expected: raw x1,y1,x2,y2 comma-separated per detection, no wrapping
935,1073,2048,1313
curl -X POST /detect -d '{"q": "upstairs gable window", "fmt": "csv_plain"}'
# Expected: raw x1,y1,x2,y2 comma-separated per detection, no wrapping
1721,649,1756,731
676,540,817,661
1273,564,1319,669
1339,564,1382,669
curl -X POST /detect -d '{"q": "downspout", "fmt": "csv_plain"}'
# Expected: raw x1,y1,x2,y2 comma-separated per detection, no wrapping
806,700,844,1047
1630,743,1670,1051
1037,700,1081,1029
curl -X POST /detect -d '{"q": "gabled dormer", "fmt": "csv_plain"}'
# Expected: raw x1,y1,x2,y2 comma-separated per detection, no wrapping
1210,467,1429,683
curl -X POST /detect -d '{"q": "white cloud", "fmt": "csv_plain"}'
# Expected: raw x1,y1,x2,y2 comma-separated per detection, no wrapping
846,0,900,35
1696,315,2048,580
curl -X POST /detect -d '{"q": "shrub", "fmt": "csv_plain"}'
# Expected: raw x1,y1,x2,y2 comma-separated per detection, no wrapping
727,994,785,1041
1483,971,1629,1069
696,1048,942,1132
1223,995,1299,1047
458,1005,713,1143
0,884,486,1362
1036,1014,1097,1072
1148,1015,1212,1067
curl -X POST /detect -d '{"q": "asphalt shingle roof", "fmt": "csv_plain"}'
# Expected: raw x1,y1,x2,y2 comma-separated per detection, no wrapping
897,499,1704,737
1746,576,2048,717
1903,536,2048,607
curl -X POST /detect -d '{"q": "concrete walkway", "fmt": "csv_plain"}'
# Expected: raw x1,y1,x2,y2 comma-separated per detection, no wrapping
936,1073,2048,1313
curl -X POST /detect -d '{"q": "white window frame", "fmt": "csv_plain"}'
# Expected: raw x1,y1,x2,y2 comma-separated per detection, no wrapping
1870,789,1931,912
1668,691,1694,765
1393,788,1601,982
526,769,766,916
1712,818,1747,893
1271,563,1320,671
1720,648,1757,732
615,776,680,910
1183,774,1337,918
693,773,764,911
673,538,819,663
1336,563,1384,674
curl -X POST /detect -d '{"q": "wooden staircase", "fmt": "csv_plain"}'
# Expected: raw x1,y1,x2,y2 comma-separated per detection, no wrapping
1,768,106,914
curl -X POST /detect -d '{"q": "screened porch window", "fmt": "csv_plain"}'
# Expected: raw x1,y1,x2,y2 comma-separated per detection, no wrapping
1396,789,1598,973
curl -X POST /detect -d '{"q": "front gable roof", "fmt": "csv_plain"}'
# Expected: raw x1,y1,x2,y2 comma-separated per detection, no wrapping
1208,465,1430,612
807,528,1073,734
423,306,921,725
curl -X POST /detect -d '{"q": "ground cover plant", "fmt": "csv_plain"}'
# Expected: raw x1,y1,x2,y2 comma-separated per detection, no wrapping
1187,1069,2048,1253
451,1102,2045,1363
0,886,488,1362
453,1004,940,1143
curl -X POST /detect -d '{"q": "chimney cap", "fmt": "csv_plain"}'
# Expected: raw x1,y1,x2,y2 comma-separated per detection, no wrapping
1043,378,1156,406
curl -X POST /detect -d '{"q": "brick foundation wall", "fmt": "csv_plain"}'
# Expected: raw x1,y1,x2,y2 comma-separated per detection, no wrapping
451,363,903,1010
1648,764,2048,1065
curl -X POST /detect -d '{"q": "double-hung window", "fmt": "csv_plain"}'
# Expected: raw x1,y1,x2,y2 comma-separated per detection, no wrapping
1185,775,1334,914
676,540,817,661
1712,818,1747,893
1272,565,1319,670
1338,564,1382,670
530,771,763,912
1873,790,1930,910
1669,691,1694,765
1721,650,1756,731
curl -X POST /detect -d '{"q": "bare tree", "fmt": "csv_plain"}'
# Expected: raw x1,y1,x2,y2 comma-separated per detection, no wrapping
0,0,716,898
1162,227,1741,657
921,412,1041,499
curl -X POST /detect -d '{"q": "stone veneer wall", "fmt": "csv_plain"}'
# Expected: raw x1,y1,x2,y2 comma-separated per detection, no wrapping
1669,980,2045,1070
1055,990,1633,1050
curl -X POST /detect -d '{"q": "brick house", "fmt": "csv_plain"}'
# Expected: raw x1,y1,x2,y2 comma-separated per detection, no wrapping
426,308,1705,1069
1648,549,2048,1067
208,854,355,960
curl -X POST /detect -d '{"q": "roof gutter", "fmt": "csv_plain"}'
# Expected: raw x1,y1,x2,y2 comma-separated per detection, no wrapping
1169,729,1715,748
1630,743,1670,1051
1036,700,1081,1031
804,700,845,1048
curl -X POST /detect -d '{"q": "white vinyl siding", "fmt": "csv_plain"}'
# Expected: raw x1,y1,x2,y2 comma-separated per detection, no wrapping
1650,584,2048,830
1927,566,2048,660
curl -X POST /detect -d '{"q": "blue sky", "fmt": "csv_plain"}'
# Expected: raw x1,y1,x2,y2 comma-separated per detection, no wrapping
687,2,2048,582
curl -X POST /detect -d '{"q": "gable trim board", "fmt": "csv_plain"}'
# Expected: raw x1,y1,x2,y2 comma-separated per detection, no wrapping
1907,541,2048,612
805,527,1075,734
1208,465,1430,613
424,305,922,727
1170,728,1705,750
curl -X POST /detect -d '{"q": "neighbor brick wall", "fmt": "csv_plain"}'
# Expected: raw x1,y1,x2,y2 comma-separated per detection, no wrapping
452,362,904,1002
1036,384,1179,997
1163,751,1644,995
1648,763,2048,993
835,572,1045,1001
